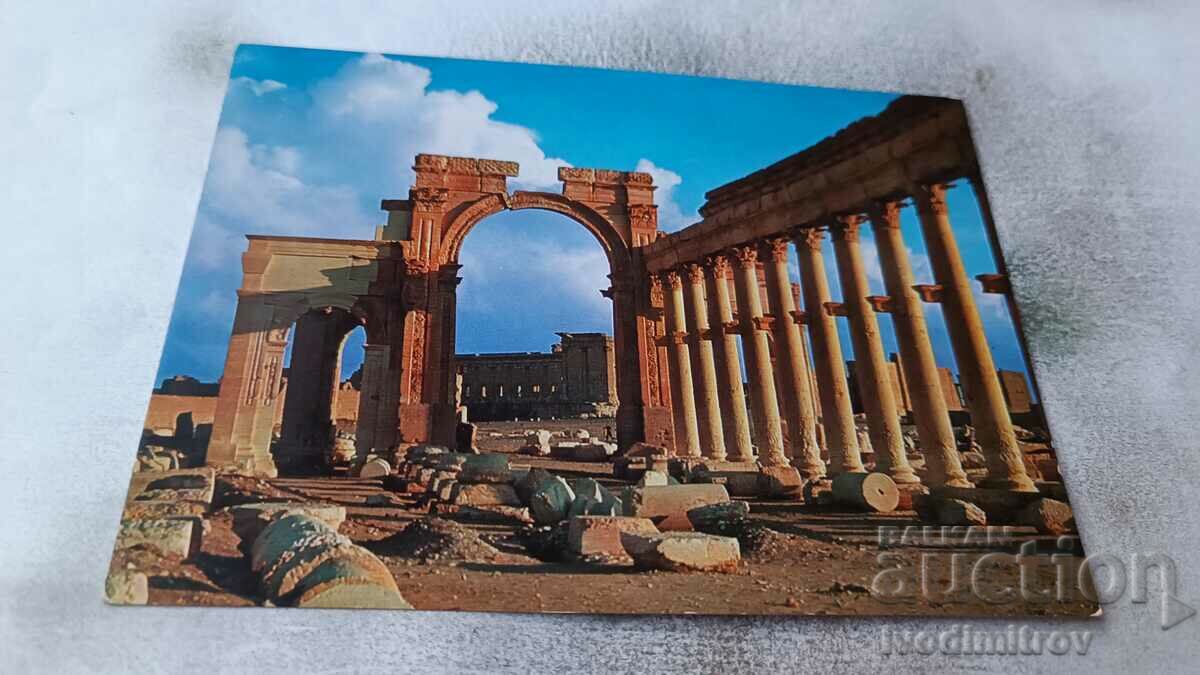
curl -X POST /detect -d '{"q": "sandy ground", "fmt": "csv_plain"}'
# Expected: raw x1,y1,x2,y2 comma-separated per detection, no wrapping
120,421,1097,618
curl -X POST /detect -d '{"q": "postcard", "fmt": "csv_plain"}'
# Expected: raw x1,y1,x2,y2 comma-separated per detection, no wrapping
107,44,1091,618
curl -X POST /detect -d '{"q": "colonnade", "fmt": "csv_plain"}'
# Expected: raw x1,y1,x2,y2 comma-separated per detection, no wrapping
651,181,1036,492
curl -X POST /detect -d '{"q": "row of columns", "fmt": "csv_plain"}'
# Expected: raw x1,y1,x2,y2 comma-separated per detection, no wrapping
653,181,1036,491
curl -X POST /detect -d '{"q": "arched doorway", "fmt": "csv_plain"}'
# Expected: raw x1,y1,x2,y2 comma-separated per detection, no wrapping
275,305,365,474
453,208,617,430
383,156,670,452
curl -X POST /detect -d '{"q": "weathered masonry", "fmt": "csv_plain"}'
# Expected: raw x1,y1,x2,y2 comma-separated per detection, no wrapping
204,95,1045,494
641,95,1038,492
205,157,666,476
456,332,618,421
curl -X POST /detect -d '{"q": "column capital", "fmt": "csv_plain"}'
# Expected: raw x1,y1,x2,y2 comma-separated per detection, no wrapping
830,214,866,242
730,243,759,268
704,253,734,280
912,182,952,216
662,269,684,290
403,257,431,275
792,226,826,251
683,262,706,285
791,309,809,325
760,236,792,262
866,200,904,229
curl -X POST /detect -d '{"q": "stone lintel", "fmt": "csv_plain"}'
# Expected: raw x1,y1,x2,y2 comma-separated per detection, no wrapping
380,199,411,212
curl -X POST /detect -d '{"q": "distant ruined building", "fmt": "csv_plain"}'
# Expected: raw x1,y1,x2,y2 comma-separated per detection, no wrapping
454,332,618,422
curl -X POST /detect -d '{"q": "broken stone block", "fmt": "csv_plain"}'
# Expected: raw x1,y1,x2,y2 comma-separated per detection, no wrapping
686,501,751,531
293,555,413,610
529,476,576,524
358,458,392,479
105,569,148,605
115,518,198,559
831,472,900,513
623,484,731,531
434,453,471,472
625,442,669,458
802,479,833,505
915,495,987,526
567,515,659,558
638,470,670,487
960,451,988,470
524,429,552,453
620,531,741,573
1018,498,1075,535
566,442,616,462
930,485,1043,523
436,480,457,502
227,502,347,542
514,467,556,505
573,428,591,440
586,493,623,516
122,500,207,521
757,466,804,499
450,483,521,507
252,514,408,607
613,456,649,481
128,468,216,509
895,484,930,511
691,468,758,497
458,453,511,484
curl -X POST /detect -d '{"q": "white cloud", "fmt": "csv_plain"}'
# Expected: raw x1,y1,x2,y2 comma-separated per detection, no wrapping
635,158,690,232
232,76,287,96
312,54,570,190
194,127,372,268
458,235,611,321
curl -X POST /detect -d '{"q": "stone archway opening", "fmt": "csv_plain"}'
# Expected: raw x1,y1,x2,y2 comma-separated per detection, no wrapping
274,305,365,475
452,208,618,433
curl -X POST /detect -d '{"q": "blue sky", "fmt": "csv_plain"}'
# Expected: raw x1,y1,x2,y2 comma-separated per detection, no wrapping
155,44,1030,392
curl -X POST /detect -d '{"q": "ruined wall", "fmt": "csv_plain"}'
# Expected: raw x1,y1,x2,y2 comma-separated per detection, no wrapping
456,333,617,421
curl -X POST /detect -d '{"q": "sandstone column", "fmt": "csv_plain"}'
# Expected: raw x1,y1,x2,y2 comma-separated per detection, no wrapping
760,237,825,479
913,183,1036,492
682,263,727,461
661,270,701,458
703,254,755,463
868,201,971,488
830,217,919,484
730,245,788,466
354,343,391,463
791,228,865,474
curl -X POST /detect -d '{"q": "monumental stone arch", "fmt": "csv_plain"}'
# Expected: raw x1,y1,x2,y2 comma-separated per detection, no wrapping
206,154,675,477
207,97,1043,495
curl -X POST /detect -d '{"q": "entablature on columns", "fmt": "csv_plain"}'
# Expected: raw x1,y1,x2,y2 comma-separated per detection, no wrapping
640,96,978,273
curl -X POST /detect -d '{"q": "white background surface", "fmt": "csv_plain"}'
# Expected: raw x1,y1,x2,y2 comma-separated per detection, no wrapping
1,1,1198,672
